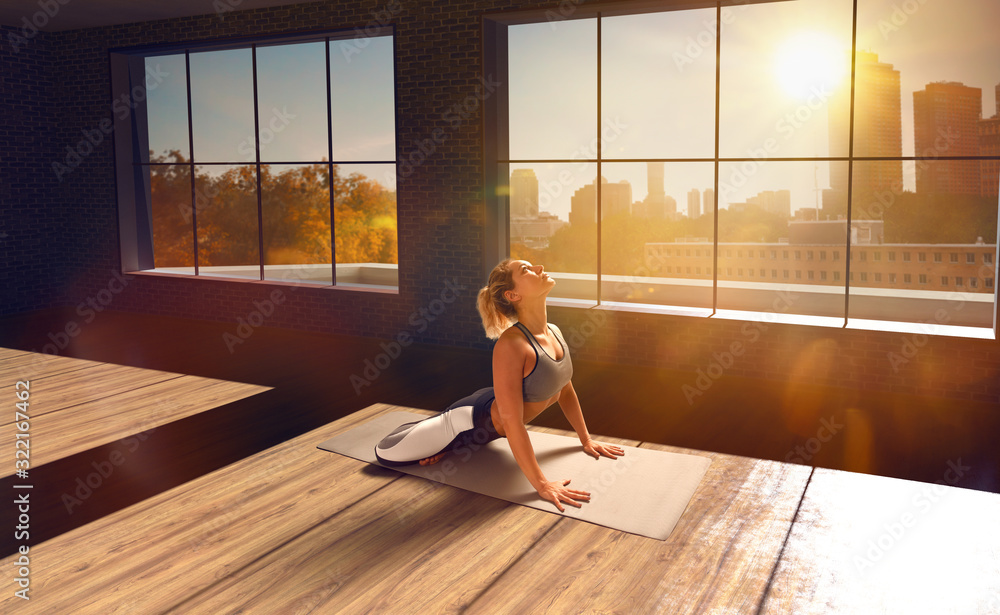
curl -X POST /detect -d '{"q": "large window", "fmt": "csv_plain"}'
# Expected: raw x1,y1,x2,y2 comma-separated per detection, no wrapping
485,0,999,336
112,29,398,290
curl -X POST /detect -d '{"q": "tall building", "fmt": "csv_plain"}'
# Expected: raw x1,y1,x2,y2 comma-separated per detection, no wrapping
827,51,902,215
979,82,1000,197
687,188,701,218
510,168,539,218
702,188,715,216
914,81,982,195
569,176,633,225
643,161,669,218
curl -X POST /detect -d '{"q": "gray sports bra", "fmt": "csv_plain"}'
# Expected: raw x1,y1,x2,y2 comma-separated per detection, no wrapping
513,322,573,402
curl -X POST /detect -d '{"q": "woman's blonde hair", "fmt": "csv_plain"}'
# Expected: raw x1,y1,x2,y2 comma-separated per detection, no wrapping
477,258,518,340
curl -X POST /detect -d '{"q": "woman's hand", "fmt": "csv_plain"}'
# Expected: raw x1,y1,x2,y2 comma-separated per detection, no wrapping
582,439,625,460
537,479,590,512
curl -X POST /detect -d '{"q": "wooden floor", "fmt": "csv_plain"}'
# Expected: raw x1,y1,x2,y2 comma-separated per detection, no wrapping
2,309,1000,612
0,347,271,473
3,392,1000,612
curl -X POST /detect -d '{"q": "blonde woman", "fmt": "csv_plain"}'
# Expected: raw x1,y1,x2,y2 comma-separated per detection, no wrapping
375,259,624,512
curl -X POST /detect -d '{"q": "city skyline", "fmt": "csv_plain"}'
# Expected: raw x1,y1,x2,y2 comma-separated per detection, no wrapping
509,0,1000,224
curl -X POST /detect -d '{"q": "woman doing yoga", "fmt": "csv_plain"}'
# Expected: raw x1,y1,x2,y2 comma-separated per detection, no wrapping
375,259,624,512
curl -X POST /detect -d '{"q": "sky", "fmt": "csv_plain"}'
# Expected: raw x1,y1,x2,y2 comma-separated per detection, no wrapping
144,34,396,188
509,0,1000,222
142,0,1000,220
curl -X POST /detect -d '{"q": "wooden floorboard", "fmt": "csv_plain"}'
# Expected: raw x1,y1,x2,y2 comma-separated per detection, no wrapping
759,468,1000,614
0,347,271,475
0,404,398,614
0,402,817,614
8,362,186,420
464,446,812,615
177,424,629,615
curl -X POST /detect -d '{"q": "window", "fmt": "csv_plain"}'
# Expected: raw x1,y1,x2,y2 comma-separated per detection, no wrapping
934,253,942,263
111,29,398,289
967,253,976,264
486,0,998,334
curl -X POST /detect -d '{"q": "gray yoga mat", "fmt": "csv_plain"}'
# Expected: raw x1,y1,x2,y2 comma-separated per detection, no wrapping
317,411,712,540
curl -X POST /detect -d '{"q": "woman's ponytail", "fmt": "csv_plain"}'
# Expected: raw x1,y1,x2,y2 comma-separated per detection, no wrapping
477,258,518,339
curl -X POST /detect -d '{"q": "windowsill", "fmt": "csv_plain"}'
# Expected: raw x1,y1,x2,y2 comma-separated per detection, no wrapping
128,264,399,294
544,273,996,340
844,318,995,340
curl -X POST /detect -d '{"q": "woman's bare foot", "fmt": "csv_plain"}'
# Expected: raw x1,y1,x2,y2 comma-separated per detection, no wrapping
418,451,447,466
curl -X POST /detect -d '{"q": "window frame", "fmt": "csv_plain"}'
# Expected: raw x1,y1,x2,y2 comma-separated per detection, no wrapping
483,0,999,339
109,26,400,292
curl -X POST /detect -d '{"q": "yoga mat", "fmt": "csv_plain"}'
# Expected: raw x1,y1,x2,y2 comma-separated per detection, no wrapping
317,411,711,540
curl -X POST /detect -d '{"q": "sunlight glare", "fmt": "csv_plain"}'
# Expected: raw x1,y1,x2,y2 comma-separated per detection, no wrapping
774,31,846,100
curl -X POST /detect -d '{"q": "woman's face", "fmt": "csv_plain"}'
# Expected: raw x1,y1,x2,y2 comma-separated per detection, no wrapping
508,260,555,302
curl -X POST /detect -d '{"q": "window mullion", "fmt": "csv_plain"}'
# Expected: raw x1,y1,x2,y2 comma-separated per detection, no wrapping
185,50,199,276
596,13,603,307
326,37,337,286
251,44,264,281
712,1,721,315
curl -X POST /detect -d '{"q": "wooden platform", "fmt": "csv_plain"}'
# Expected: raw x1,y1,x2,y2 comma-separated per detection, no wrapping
0,346,276,553
4,401,999,614
1,347,272,476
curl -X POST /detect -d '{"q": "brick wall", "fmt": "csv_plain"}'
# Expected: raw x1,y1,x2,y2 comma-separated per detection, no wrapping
1,25,64,314
2,0,999,404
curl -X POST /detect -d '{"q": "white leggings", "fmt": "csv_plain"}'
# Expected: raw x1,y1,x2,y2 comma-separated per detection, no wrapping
374,387,501,466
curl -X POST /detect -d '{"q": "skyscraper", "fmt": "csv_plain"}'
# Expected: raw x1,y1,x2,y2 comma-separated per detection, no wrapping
510,168,539,218
914,81,982,195
827,51,902,215
977,82,1000,197
702,188,714,216
643,161,668,218
687,188,701,218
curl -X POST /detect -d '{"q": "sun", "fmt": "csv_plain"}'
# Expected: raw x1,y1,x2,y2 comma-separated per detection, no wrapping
774,31,847,100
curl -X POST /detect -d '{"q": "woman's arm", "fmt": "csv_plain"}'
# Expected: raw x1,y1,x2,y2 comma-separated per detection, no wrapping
558,381,626,460
493,334,590,512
